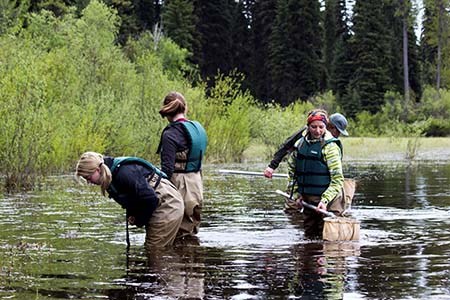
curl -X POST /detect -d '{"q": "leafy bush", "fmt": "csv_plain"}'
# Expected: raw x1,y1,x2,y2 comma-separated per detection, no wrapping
194,74,255,162
418,86,450,119
421,118,450,137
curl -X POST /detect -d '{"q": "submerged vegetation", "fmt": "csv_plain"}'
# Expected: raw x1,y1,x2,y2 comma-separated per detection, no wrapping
0,1,450,192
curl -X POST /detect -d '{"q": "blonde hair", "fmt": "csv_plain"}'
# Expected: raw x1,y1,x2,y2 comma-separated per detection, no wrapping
75,151,112,196
159,91,187,117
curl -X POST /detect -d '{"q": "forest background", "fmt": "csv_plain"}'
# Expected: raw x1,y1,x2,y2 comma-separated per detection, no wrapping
1,0,450,192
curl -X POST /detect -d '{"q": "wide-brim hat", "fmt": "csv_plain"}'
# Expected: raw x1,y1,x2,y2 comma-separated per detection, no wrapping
330,113,349,136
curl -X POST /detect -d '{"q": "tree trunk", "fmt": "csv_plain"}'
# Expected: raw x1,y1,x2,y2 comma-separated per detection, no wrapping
436,0,443,92
402,0,410,112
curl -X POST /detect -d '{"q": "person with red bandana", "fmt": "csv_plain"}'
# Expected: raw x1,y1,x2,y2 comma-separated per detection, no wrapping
264,110,354,214
264,110,349,179
287,110,344,239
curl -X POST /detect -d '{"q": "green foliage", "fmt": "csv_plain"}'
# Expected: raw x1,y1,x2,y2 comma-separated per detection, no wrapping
350,92,403,136
422,118,450,136
194,74,255,162
0,0,28,35
125,31,193,81
419,86,450,118
309,90,342,115
0,0,176,191
416,87,450,136
349,88,449,137
251,101,314,157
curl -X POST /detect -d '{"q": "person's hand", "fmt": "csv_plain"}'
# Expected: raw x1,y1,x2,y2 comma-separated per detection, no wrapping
316,201,327,212
295,196,303,209
264,167,274,178
127,216,136,225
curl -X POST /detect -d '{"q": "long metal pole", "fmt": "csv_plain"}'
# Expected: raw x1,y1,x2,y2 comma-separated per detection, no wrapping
275,190,335,218
219,169,288,178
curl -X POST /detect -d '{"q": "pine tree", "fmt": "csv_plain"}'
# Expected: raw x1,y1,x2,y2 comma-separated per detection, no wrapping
420,1,438,86
347,0,393,114
323,0,349,91
293,0,322,100
230,0,253,90
161,0,196,54
333,32,355,113
407,22,422,99
269,0,322,106
420,0,450,89
249,0,277,103
269,0,295,105
402,0,422,100
192,0,234,84
384,0,403,95
134,0,157,31
28,0,73,16
102,0,139,44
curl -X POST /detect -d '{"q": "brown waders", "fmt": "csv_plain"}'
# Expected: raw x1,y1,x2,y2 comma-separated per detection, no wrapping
171,171,203,237
302,179,356,239
145,176,184,249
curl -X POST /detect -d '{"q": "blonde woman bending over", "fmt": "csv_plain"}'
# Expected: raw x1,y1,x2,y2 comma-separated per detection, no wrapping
75,152,184,249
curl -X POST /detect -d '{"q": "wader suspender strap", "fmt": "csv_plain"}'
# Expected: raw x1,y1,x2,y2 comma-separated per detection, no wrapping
147,172,162,189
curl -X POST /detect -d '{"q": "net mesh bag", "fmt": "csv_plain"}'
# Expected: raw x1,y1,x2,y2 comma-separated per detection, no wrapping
323,217,360,241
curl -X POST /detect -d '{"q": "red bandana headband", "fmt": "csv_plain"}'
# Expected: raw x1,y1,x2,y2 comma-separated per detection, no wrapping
307,114,328,125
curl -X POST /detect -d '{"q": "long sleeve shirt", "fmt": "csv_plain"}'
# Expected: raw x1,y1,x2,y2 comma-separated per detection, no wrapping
158,122,189,179
268,126,307,169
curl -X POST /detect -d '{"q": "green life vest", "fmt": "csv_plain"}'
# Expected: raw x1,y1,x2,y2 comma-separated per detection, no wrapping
294,137,342,196
110,157,167,179
176,121,208,172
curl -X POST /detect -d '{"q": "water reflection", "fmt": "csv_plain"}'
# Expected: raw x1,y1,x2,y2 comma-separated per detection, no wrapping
0,162,449,299
109,241,205,299
290,242,361,300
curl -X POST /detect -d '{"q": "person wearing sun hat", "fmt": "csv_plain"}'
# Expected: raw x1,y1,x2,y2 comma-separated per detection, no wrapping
328,113,349,137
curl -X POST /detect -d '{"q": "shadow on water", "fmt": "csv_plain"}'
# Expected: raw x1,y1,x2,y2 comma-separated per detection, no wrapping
0,161,449,299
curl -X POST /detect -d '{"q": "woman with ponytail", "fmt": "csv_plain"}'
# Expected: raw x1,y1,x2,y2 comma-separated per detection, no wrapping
75,152,184,249
157,92,207,239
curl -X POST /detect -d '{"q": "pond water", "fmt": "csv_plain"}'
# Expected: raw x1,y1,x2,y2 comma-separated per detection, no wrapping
0,161,449,299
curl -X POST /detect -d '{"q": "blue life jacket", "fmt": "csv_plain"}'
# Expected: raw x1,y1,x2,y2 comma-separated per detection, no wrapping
175,121,207,172
294,138,342,196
